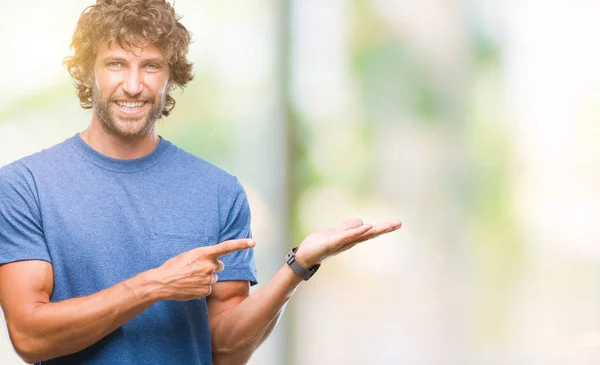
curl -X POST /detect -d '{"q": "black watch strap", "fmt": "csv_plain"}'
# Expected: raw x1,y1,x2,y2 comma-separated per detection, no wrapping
286,247,320,281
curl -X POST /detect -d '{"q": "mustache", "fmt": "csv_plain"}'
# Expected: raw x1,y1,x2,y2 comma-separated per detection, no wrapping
109,93,154,103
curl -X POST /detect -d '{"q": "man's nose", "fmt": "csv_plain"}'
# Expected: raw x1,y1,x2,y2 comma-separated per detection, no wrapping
122,69,144,96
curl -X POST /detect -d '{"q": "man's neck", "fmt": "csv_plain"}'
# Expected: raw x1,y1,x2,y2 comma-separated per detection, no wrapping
80,121,159,160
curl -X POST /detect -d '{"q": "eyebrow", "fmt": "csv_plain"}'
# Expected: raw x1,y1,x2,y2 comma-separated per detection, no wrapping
142,57,167,65
100,56,166,65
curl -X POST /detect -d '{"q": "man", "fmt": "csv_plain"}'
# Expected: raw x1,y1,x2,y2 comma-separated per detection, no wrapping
0,0,401,364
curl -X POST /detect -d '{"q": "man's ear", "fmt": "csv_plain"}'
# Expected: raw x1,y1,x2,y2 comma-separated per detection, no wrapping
83,74,94,89
82,65,95,88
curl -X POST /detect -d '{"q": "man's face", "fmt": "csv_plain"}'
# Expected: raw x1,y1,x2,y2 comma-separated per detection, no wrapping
91,41,171,138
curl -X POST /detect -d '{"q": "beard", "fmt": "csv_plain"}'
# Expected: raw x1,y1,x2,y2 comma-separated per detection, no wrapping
91,81,167,138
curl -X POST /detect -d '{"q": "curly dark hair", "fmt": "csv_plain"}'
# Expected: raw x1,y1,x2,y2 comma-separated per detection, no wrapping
63,0,194,117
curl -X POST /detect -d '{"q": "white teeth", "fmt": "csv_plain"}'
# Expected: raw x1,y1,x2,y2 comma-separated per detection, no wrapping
115,101,145,109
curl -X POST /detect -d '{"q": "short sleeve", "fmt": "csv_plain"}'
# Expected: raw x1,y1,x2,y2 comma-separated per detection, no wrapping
0,163,51,266
217,177,258,286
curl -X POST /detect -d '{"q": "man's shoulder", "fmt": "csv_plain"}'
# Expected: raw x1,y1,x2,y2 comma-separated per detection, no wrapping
167,141,239,186
1,136,74,169
0,136,74,182
0,139,72,204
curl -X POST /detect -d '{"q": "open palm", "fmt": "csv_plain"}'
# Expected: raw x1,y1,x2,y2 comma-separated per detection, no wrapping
294,218,402,268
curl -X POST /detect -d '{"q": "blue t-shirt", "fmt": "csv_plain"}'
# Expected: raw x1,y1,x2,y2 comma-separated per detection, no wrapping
0,134,258,364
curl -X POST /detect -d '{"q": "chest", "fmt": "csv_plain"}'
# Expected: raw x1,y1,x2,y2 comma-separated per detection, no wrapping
38,171,220,298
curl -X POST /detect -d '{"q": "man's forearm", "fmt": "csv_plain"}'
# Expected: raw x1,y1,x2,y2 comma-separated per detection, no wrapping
211,264,303,365
9,270,160,363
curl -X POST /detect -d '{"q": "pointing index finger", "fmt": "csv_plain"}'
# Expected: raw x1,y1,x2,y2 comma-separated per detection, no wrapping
203,239,255,258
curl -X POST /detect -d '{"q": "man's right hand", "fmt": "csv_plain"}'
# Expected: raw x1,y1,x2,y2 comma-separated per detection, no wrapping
149,239,256,301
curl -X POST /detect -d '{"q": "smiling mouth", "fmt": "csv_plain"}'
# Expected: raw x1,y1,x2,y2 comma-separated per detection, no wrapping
114,100,148,112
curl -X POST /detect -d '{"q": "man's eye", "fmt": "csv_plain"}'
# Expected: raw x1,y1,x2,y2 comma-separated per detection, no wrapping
145,64,159,70
107,62,122,68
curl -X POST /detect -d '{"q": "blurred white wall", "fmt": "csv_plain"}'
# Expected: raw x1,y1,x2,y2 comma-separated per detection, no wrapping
505,1,600,364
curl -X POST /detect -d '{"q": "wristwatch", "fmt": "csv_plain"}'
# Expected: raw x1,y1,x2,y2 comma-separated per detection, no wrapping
286,247,320,281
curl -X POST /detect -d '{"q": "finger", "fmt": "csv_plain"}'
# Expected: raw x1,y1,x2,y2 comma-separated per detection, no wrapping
325,224,373,256
336,220,402,255
201,239,256,259
211,273,219,285
215,260,225,273
370,220,402,235
339,218,364,231
338,227,388,254
387,220,402,230
333,223,373,242
355,220,402,242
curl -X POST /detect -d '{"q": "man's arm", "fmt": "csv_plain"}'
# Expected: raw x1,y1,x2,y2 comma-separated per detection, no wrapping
208,218,401,365
0,260,158,363
0,239,254,364
208,268,301,364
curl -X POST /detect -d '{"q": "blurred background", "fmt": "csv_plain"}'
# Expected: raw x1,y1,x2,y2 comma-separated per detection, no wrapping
2,0,600,364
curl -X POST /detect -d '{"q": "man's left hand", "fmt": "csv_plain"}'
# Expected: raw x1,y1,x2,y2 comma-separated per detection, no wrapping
293,218,402,268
